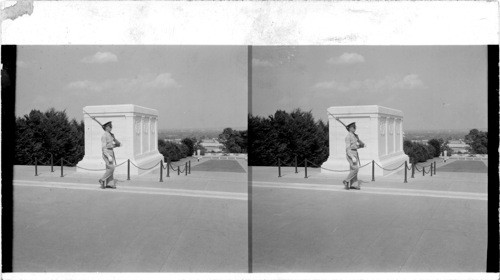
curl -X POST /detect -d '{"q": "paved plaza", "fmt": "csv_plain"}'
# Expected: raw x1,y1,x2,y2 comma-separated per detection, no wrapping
11,158,248,272
252,159,488,272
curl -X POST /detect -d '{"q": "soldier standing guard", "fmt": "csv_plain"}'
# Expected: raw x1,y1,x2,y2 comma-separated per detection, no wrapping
342,122,365,190
99,121,121,189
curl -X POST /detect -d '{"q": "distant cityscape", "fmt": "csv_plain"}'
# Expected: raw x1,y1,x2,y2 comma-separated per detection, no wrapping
158,127,486,155
158,127,245,141
159,128,241,153
403,128,485,141
404,128,487,154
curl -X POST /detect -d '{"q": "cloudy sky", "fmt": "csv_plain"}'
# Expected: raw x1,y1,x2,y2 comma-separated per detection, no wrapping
252,46,488,131
16,46,247,130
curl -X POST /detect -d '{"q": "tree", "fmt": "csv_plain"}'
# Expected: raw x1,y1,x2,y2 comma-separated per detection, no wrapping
403,140,435,164
248,109,329,166
464,129,488,154
193,140,207,156
427,139,441,157
158,140,187,161
219,127,247,153
15,108,84,165
181,137,196,156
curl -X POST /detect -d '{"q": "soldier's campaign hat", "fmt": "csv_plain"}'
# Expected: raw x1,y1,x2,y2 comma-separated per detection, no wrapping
346,122,356,130
102,121,112,130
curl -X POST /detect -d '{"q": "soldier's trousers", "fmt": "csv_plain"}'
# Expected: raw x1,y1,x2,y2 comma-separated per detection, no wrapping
345,151,359,185
100,150,115,186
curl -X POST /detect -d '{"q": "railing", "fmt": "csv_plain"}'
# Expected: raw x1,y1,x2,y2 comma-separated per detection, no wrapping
275,155,442,183
32,156,192,182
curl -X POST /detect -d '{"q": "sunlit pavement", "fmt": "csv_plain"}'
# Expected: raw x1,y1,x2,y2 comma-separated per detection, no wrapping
11,161,248,272
251,159,488,272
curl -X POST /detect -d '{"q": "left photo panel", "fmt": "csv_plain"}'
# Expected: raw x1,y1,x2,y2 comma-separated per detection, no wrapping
5,45,248,272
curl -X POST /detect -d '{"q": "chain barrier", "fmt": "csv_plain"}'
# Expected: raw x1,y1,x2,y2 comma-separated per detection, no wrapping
359,162,371,169
276,155,440,183
37,159,51,166
414,162,433,172
307,161,350,172
168,163,187,173
130,161,160,171
374,161,406,172
75,166,108,171
32,151,194,182
169,164,179,172
115,160,127,167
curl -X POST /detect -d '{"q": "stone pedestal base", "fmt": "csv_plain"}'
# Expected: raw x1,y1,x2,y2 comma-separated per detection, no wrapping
321,151,409,177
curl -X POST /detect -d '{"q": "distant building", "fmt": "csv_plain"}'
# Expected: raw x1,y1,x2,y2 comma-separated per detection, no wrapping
411,139,428,145
448,139,469,154
200,138,223,153
164,138,182,144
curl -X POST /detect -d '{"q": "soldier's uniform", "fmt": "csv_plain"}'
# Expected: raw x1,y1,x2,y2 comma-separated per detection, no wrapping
99,122,120,188
343,122,363,190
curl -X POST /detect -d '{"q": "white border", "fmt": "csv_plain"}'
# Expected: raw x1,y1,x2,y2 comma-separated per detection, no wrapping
1,1,498,279
1,1,498,45
2,272,500,280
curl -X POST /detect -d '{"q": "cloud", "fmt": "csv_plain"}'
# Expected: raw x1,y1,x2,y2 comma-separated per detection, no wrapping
327,52,365,65
81,52,118,64
66,72,180,93
252,58,273,67
394,74,424,89
313,74,424,92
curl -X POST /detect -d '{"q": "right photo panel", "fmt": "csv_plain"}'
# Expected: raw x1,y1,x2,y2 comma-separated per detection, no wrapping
250,46,488,272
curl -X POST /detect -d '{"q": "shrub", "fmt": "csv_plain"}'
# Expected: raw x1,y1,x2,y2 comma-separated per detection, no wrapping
158,140,188,162
15,108,84,165
249,109,329,166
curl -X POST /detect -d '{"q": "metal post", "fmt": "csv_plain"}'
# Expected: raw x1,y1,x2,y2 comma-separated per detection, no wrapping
294,155,298,173
278,158,281,178
188,161,191,174
185,162,188,176
50,154,54,172
422,166,425,176
404,161,408,183
430,163,433,177
371,160,375,181
159,160,163,182
177,165,180,175
304,159,308,178
167,158,170,177
60,158,64,177
434,161,437,175
35,158,38,176
411,163,415,178
127,159,130,180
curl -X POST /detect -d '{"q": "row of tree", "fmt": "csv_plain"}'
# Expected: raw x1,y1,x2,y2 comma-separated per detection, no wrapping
464,129,488,154
403,128,488,164
249,109,329,166
218,128,247,153
158,140,190,162
13,108,488,168
403,140,437,164
15,109,85,165
158,137,210,161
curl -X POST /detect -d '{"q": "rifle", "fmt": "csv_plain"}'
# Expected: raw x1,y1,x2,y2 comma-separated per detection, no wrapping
327,113,364,146
83,110,120,165
83,109,104,128
328,113,366,166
